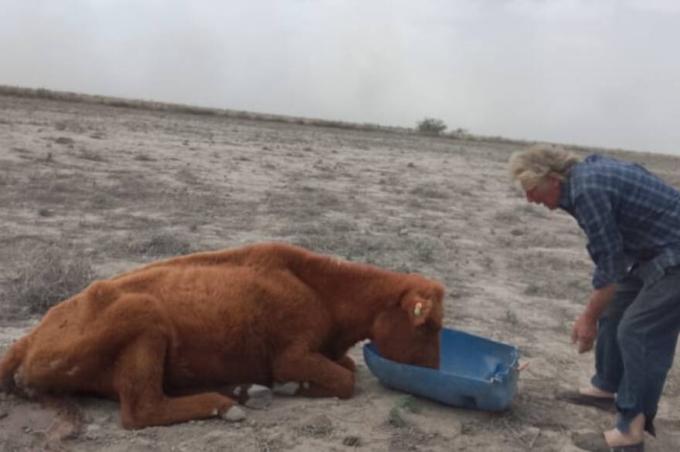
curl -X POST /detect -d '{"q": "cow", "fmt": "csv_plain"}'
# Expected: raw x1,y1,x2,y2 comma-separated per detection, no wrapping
0,242,444,429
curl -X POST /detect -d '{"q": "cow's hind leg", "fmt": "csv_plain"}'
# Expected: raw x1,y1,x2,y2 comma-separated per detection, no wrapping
114,333,244,429
272,347,354,399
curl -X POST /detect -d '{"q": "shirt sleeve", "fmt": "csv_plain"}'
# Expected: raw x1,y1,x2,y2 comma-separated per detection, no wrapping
573,190,628,288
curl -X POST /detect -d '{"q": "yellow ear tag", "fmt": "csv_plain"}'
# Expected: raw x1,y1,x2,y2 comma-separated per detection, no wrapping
413,302,423,317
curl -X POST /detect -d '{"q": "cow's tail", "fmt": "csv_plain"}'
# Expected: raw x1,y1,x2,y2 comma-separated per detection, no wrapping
0,335,30,394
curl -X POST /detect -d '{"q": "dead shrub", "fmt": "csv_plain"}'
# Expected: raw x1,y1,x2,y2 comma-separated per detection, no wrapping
416,117,447,135
133,153,155,162
296,414,333,438
409,183,451,200
6,243,96,316
127,232,192,257
76,148,107,162
54,137,75,146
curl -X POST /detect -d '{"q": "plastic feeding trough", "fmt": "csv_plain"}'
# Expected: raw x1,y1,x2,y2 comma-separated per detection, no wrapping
363,327,520,411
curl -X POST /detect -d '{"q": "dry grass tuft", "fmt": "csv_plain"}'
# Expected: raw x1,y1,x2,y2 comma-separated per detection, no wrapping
6,243,96,316
296,414,334,438
126,232,192,257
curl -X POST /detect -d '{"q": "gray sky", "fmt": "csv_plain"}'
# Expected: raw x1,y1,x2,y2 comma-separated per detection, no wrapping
2,0,680,154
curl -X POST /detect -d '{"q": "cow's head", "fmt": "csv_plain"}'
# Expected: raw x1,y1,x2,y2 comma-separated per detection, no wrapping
371,279,444,368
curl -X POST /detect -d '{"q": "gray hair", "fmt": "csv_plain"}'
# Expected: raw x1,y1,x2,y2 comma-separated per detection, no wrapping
508,144,581,189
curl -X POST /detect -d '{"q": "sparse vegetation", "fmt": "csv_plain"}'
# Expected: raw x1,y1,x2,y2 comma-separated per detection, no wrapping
448,127,469,138
0,84,547,147
133,153,155,162
409,183,451,200
413,239,437,263
296,414,333,438
6,243,96,316
126,232,192,257
54,137,75,146
1,86,678,451
76,148,107,162
504,309,519,325
388,396,421,428
388,406,407,428
395,395,421,413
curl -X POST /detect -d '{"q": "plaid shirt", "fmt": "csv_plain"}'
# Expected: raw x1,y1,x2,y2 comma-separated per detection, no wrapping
559,154,680,289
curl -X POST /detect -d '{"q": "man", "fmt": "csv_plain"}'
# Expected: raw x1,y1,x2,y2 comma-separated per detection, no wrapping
509,144,680,452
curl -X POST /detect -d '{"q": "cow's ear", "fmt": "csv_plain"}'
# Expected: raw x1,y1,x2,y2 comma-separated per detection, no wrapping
401,295,432,327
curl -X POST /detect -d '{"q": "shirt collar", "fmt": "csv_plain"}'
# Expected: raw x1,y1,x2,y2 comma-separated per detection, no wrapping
558,155,600,212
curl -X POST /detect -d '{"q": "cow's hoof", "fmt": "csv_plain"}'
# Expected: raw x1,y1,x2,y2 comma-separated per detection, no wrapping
221,406,246,422
244,384,272,410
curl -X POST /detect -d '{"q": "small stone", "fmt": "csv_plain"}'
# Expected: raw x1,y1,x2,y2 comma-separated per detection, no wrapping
221,406,246,422
272,382,299,395
244,384,272,409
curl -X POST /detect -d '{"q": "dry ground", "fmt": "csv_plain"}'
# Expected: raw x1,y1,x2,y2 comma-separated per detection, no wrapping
0,92,679,451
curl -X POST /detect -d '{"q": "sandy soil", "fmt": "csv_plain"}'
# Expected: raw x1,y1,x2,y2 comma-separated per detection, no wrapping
0,92,678,451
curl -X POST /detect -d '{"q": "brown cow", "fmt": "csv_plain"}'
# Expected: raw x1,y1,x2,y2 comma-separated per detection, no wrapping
0,242,444,429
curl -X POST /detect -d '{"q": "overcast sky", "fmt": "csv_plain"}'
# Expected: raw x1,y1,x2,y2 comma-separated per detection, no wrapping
2,0,679,154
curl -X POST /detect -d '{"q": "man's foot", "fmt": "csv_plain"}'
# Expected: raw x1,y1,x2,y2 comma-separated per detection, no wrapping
556,386,616,412
572,413,645,451
579,386,615,398
572,431,644,451
604,413,645,449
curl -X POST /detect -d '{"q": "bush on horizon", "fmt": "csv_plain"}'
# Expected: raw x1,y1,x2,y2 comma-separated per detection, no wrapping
416,117,447,135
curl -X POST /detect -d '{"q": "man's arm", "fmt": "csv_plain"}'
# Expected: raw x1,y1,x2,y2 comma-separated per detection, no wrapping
571,283,617,353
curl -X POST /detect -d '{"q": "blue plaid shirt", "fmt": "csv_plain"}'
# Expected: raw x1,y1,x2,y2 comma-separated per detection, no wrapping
559,155,680,289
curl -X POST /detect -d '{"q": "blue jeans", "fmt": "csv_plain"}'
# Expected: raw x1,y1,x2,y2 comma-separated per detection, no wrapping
591,264,680,435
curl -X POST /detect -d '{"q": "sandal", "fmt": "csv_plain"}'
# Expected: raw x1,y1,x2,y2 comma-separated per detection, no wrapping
556,390,616,412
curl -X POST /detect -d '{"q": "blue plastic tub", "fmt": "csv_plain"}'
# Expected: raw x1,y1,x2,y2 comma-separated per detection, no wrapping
363,327,520,411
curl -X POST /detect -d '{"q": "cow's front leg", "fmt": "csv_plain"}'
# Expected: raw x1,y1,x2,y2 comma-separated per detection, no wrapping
169,383,273,410
272,348,354,399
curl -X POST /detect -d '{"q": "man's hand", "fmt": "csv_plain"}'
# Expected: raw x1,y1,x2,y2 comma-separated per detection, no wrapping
571,313,597,353
571,284,617,353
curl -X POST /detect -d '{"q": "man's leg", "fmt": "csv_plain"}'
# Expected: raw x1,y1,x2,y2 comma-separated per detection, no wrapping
557,276,641,413
590,275,643,394
614,266,680,438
